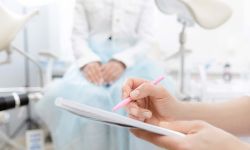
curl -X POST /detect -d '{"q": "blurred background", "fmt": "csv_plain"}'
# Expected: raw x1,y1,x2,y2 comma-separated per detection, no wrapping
0,0,250,149
1,0,250,88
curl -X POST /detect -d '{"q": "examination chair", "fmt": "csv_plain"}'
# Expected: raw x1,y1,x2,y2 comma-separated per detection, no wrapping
155,0,232,97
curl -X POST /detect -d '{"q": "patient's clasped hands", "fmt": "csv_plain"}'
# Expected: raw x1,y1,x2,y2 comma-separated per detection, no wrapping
81,60,126,85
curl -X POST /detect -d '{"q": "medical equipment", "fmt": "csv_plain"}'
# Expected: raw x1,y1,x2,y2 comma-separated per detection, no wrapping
0,3,37,56
17,0,61,88
0,3,45,150
0,92,43,150
0,93,42,111
0,2,44,86
155,0,232,98
39,52,59,85
222,63,232,82
0,0,43,126
0,94,29,111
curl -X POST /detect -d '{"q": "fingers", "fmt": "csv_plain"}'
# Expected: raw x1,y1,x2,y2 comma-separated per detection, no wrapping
88,66,102,84
130,121,209,150
122,79,134,99
83,63,103,85
127,102,152,120
83,68,96,83
102,65,117,83
85,68,99,84
122,78,171,100
128,114,145,122
160,120,208,134
130,82,171,100
92,64,104,84
102,65,112,83
102,62,125,83
122,78,148,99
131,129,181,150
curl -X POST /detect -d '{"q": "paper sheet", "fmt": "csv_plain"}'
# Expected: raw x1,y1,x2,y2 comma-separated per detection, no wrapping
55,98,185,138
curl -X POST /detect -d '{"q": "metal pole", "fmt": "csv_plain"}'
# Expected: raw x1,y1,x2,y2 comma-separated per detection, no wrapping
12,46,44,87
179,23,187,94
23,8,30,88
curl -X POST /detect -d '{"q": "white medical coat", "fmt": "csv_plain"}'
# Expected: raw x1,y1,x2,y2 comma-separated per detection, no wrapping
71,0,156,68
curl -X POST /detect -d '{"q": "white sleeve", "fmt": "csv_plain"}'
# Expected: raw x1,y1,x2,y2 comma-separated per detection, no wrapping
71,0,101,69
112,0,156,68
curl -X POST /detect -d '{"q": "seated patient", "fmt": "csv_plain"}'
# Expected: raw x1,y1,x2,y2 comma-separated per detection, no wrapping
36,0,173,149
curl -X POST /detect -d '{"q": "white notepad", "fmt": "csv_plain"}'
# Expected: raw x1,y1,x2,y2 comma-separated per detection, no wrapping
55,98,185,138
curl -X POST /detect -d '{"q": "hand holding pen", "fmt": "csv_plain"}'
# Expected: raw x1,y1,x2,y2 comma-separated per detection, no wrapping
113,76,165,111
116,76,179,121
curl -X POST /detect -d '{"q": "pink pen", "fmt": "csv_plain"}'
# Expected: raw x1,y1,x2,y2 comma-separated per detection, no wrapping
112,76,165,111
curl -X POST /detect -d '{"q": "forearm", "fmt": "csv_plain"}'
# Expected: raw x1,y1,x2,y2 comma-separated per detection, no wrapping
243,143,250,150
174,96,250,135
238,141,250,150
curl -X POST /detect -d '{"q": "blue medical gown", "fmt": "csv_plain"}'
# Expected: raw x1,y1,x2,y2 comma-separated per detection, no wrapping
36,44,175,150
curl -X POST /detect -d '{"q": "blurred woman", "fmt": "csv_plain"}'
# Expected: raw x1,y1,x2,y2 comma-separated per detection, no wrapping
36,0,173,150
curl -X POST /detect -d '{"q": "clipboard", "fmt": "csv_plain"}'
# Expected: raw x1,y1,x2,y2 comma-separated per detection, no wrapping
55,98,185,138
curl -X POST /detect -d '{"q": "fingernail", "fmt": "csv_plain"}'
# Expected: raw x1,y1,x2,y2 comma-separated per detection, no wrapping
143,111,152,118
130,108,138,116
130,90,139,98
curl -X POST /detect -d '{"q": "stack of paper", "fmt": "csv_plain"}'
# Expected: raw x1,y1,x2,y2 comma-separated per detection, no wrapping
55,98,185,138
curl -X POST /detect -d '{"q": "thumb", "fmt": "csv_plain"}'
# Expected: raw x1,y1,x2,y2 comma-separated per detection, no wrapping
131,129,181,150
